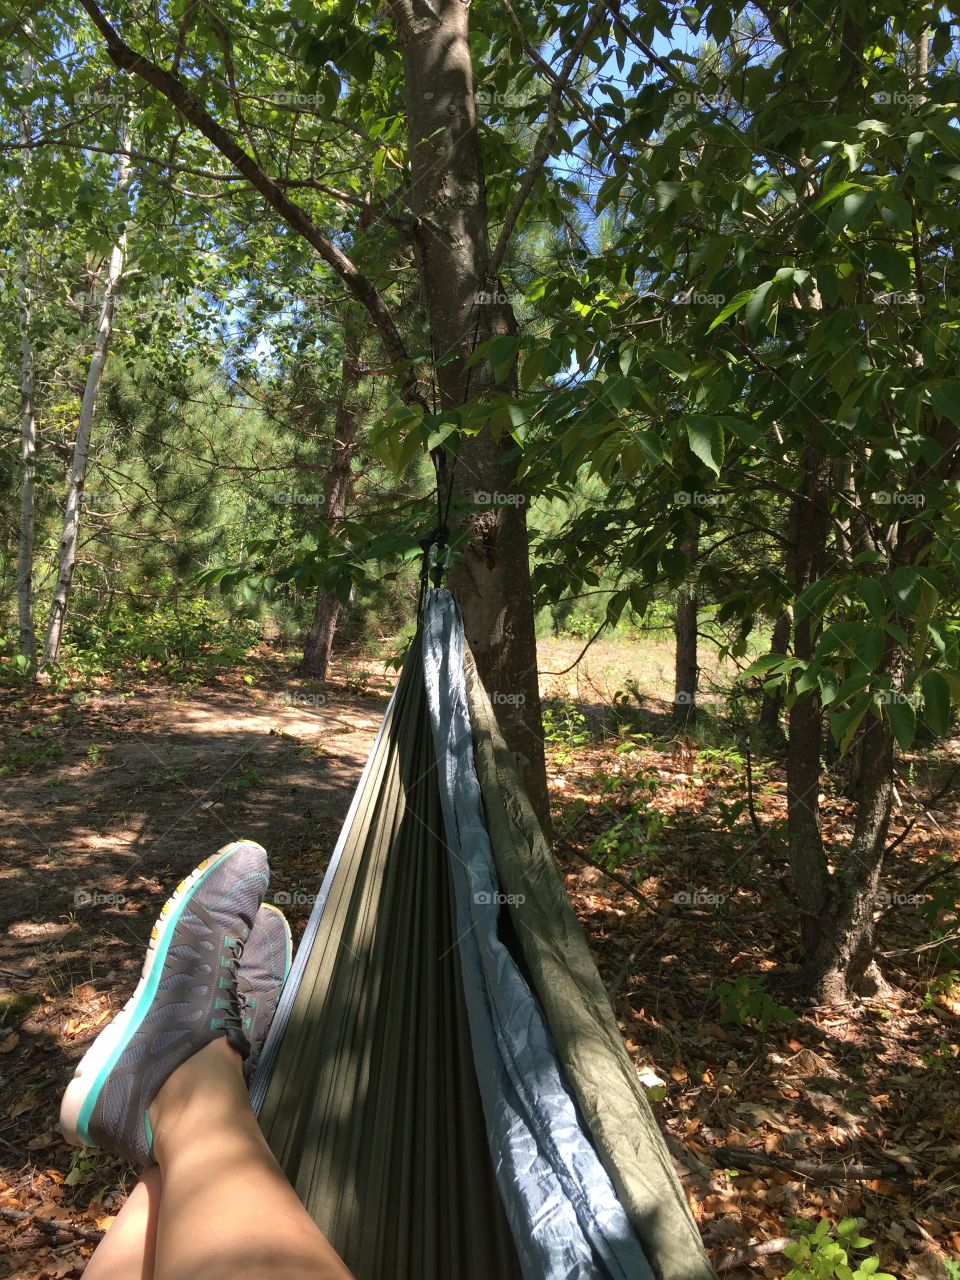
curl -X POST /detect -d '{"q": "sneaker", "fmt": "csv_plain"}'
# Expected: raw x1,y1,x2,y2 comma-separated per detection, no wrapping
238,903,293,1082
59,840,270,1167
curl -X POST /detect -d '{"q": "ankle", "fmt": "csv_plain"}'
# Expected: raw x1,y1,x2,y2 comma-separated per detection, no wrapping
148,1037,247,1154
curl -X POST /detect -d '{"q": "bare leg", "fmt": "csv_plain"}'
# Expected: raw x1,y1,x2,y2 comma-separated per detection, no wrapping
83,1166,161,1280
149,1037,353,1280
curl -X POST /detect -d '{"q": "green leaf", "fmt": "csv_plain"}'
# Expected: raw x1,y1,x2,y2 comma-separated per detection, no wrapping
741,653,802,678
658,547,687,580
744,280,776,337
889,566,922,616
886,696,916,750
869,243,912,292
930,380,960,427
603,376,639,411
706,289,752,333
812,180,869,210
831,692,871,754
488,334,520,382
686,417,724,475
921,671,951,736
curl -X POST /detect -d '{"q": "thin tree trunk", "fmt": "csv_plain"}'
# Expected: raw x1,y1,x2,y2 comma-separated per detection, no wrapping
301,343,364,680
786,445,833,973
43,116,132,667
758,609,791,733
15,40,37,667
673,523,699,722
805,680,897,1002
389,0,550,836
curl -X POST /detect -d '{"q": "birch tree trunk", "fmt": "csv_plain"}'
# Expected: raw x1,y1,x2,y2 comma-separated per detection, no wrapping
42,115,132,667
388,0,550,835
15,40,37,667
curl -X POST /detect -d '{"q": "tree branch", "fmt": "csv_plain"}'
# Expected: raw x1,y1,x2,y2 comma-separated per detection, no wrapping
76,0,424,409
488,0,606,280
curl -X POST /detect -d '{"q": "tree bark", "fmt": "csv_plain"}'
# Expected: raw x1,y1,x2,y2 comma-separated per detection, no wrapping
15,39,37,667
43,115,132,667
758,609,791,734
389,0,550,835
804,693,896,1002
301,343,364,680
673,523,699,723
785,445,833,973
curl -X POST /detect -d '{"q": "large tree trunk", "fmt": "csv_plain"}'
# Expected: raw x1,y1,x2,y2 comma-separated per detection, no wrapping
43,116,132,667
301,344,363,680
673,524,699,723
15,41,37,667
785,446,833,977
389,0,550,835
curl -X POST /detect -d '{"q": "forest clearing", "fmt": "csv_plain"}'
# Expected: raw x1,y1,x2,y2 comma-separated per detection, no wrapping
2,2,960,1279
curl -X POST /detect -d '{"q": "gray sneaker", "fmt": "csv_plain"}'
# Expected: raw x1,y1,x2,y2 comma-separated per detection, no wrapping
59,840,270,1167
238,903,293,1082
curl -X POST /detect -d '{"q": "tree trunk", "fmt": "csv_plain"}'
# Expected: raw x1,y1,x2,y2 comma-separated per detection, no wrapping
673,524,699,722
804,700,896,1002
389,0,550,836
15,41,37,667
43,116,132,667
301,343,364,680
758,609,791,734
786,446,833,971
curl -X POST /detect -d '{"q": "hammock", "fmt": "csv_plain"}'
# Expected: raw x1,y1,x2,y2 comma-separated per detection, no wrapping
250,588,714,1280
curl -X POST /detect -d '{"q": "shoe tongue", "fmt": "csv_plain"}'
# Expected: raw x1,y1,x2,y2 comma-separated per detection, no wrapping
225,1023,252,1060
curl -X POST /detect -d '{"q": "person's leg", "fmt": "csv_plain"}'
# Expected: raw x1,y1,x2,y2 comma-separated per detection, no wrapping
82,1166,161,1280
149,1036,353,1280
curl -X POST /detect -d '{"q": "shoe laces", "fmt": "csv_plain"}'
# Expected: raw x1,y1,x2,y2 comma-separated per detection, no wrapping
216,936,246,1038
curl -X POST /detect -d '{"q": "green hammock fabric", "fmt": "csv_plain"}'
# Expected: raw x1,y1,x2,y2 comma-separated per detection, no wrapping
462,649,714,1280
253,595,714,1280
255,638,524,1280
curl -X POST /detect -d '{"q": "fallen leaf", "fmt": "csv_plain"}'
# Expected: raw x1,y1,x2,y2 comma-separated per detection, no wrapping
0,1032,20,1053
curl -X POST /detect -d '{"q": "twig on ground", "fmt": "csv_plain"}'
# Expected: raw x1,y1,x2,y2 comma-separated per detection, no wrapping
708,1144,911,1181
0,1205,104,1243
715,1237,791,1271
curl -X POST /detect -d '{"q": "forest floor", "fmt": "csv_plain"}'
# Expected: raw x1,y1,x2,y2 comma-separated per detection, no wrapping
1,636,958,1279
